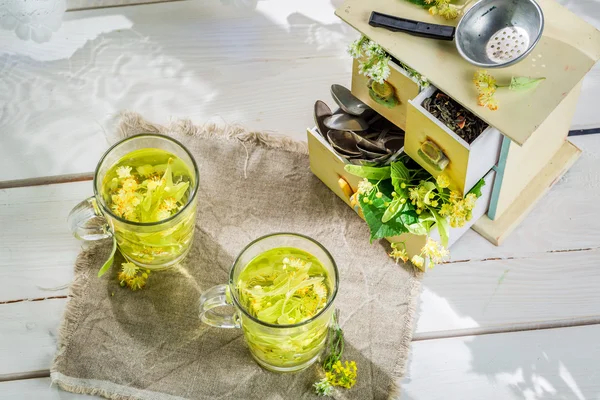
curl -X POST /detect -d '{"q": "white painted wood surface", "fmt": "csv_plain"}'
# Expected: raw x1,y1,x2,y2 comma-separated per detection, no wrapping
0,0,599,181
2,325,599,399
1,0,600,399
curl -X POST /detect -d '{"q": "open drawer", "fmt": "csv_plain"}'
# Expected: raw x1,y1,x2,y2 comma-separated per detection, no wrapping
350,59,421,131
405,85,503,196
307,126,496,270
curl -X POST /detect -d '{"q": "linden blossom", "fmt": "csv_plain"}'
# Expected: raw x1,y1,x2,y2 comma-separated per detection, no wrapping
345,154,485,269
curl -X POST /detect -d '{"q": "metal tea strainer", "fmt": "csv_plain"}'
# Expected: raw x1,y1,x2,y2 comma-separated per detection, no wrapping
369,0,544,68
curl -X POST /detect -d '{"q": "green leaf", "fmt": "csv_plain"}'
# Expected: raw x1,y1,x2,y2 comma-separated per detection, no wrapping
432,210,450,248
98,236,117,278
509,77,546,92
468,179,486,198
391,161,410,192
382,197,403,223
401,0,430,8
421,181,437,205
344,165,391,180
406,222,427,236
361,198,408,241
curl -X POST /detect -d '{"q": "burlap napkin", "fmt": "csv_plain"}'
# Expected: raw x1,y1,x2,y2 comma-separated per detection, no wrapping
51,112,422,400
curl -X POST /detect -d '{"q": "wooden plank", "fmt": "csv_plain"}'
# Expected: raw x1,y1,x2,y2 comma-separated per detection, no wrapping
473,140,581,246
2,325,600,399
416,248,600,335
0,0,357,182
0,300,67,378
2,184,600,376
491,81,582,220
450,134,600,260
0,378,85,399
0,182,88,302
66,0,179,11
336,0,600,146
404,324,600,400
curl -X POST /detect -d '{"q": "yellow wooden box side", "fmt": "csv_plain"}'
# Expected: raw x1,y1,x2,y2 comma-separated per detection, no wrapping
351,59,420,131
335,0,600,146
405,101,470,195
492,81,583,219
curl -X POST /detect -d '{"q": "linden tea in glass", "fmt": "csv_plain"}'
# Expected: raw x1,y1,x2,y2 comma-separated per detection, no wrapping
68,134,199,269
199,233,338,372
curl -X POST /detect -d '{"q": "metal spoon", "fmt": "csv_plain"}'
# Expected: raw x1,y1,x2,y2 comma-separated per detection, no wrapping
313,100,332,138
327,130,362,157
324,114,369,132
331,84,373,116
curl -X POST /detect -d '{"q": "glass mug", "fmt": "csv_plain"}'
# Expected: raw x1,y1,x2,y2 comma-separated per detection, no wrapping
200,233,339,373
68,134,199,269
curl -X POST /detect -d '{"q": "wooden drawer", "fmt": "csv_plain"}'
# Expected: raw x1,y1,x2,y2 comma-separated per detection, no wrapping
350,59,421,131
405,85,503,196
307,127,495,270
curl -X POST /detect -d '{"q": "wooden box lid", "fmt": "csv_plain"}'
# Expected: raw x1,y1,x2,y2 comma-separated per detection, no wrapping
335,0,600,146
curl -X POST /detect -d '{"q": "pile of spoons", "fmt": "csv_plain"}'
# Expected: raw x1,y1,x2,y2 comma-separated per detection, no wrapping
314,85,405,166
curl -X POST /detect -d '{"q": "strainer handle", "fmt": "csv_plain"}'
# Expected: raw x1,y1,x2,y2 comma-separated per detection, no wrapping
369,11,455,41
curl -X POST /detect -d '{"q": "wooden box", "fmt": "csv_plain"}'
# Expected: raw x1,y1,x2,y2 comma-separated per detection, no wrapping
334,0,600,246
405,85,503,196
307,127,495,269
350,59,421,131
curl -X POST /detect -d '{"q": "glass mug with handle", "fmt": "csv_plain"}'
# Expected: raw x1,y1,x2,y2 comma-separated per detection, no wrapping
68,134,199,270
200,233,339,372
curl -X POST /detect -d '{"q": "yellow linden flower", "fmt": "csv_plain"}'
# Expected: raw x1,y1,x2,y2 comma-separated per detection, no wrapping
357,179,374,195
116,166,132,179
436,174,451,189
121,262,138,279
421,238,449,265
473,70,497,95
122,177,138,192
145,177,162,191
162,197,177,211
389,243,409,264
478,92,499,111
408,187,420,202
326,360,358,389
464,193,477,210
449,191,462,203
439,203,453,216
157,209,172,221
438,3,459,19
411,255,425,269
428,5,438,15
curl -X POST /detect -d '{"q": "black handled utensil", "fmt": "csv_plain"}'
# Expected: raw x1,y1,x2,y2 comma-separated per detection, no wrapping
367,0,544,68
369,11,455,41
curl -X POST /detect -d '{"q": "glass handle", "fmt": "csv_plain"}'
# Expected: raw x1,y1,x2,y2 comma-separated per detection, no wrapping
68,197,112,241
199,284,241,329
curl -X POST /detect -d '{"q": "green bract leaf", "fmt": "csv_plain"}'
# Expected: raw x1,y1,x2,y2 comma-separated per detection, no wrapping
468,179,486,198
406,222,427,236
421,181,437,205
382,197,403,223
344,165,391,180
509,77,546,92
432,210,450,248
98,236,117,277
391,161,410,192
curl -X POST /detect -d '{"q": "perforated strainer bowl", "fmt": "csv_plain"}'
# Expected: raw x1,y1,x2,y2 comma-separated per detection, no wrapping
456,0,544,68
369,0,544,68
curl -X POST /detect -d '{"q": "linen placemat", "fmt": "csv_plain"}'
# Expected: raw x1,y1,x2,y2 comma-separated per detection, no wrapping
51,112,422,400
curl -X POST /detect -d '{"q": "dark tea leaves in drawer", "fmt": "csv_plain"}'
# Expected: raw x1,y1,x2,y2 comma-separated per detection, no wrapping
423,91,488,144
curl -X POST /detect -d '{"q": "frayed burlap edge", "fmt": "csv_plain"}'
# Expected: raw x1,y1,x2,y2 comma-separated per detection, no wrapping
112,111,309,156
51,112,422,400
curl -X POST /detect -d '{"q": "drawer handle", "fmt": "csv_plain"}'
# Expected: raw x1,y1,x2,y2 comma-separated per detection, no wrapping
418,140,449,171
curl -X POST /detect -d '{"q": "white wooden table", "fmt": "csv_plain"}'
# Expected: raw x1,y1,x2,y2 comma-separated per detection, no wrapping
1,1,599,399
